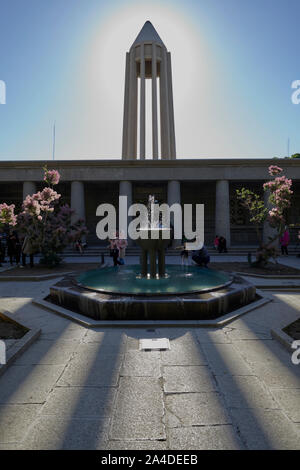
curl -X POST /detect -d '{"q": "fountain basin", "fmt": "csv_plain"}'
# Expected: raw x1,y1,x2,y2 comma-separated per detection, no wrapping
76,264,232,296
48,265,257,321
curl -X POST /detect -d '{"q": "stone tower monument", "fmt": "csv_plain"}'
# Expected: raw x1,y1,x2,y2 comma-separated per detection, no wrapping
122,21,176,160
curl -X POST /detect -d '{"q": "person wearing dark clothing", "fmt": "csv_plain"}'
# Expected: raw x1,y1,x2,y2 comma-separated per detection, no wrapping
22,236,35,268
0,233,6,262
218,236,227,253
14,233,21,266
22,252,34,268
192,245,210,268
108,238,121,266
7,231,17,265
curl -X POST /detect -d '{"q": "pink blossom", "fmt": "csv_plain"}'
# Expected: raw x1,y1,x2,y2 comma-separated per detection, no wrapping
0,203,17,226
44,169,60,186
268,165,283,176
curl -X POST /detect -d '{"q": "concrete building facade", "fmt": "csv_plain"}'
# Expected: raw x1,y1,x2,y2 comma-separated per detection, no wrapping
0,159,300,247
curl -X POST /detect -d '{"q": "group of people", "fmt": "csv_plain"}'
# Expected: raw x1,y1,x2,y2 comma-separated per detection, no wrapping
214,235,228,253
0,230,34,268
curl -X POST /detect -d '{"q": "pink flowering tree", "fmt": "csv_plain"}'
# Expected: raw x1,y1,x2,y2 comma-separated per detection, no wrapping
0,203,17,228
1,167,88,267
236,165,293,265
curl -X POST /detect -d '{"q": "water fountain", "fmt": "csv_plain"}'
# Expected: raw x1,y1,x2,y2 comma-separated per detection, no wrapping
48,195,257,321
136,195,170,279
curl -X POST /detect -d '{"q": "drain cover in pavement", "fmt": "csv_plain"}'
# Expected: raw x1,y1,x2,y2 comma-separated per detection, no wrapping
139,338,170,351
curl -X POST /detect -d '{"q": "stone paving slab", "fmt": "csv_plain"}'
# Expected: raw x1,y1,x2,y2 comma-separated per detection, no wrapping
121,351,161,377
40,386,117,418
161,343,207,366
196,328,232,344
110,377,165,441
270,389,300,422
229,408,300,450
248,362,300,389
232,339,300,389
165,392,231,427
57,350,123,388
21,415,110,450
13,339,79,365
0,365,64,404
224,326,272,341
233,338,293,366
83,329,127,350
0,404,41,443
168,425,244,450
163,366,216,393
106,440,168,450
0,443,22,449
215,375,279,409
201,342,255,376
41,325,87,341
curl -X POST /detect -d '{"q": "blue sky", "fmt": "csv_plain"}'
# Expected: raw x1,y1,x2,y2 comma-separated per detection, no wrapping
0,0,299,160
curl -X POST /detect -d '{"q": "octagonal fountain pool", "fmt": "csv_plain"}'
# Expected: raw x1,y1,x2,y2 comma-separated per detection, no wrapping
48,263,257,321
76,264,232,296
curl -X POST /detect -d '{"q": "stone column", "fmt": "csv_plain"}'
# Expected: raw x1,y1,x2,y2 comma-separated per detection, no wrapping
167,52,176,160
168,180,181,247
263,190,278,247
215,180,231,248
119,181,133,246
140,43,146,160
71,181,85,224
160,48,171,160
127,48,137,159
152,44,158,160
23,181,36,200
122,52,130,159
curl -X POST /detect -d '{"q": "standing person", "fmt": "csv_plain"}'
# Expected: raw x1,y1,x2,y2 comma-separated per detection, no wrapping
218,236,228,253
280,227,290,256
192,244,210,268
177,237,189,267
108,236,121,267
0,232,5,266
214,235,219,251
22,235,35,268
14,231,22,267
7,230,17,266
117,232,127,265
75,239,83,254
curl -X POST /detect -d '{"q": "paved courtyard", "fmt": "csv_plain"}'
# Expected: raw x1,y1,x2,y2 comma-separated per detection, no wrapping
0,259,300,450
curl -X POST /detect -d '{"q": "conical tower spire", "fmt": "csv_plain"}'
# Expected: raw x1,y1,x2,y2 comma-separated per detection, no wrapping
132,21,165,48
122,22,176,160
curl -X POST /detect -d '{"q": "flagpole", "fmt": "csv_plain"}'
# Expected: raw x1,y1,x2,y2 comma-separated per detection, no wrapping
52,121,56,161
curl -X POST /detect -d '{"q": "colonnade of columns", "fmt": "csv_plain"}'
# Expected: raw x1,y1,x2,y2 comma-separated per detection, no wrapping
22,179,275,248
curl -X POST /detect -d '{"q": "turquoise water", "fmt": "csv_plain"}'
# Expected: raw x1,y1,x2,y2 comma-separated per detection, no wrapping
76,264,231,296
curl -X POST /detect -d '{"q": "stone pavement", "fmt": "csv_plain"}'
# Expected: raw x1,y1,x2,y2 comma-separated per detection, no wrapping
0,278,299,450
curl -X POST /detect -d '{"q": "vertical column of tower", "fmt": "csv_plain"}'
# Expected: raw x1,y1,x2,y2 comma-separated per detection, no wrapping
152,43,159,159
122,53,130,159
127,48,137,159
160,47,171,159
140,44,146,160
167,52,176,160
